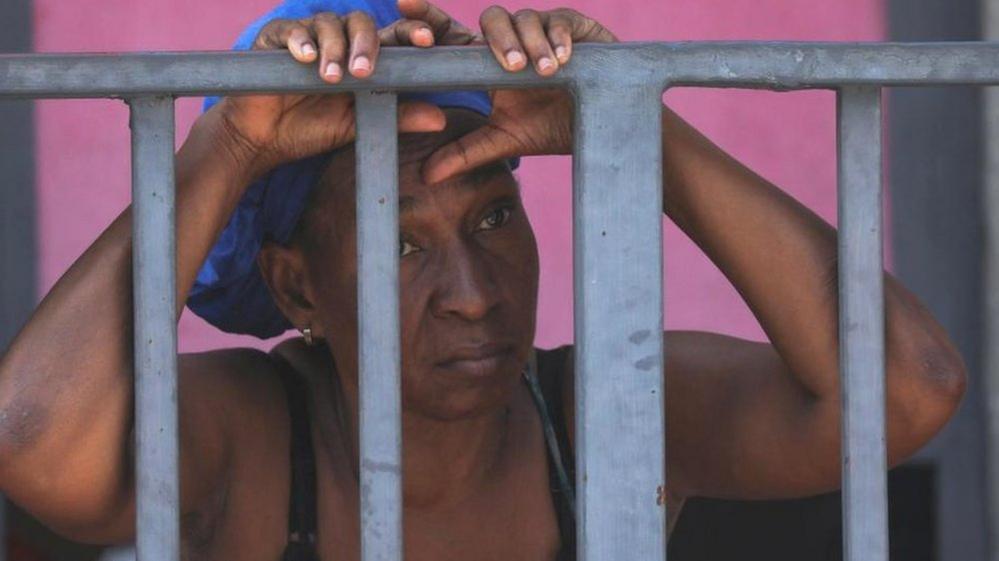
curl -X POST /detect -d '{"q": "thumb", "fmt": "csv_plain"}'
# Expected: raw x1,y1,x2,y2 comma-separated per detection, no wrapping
422,124,521,184
397,101,447,133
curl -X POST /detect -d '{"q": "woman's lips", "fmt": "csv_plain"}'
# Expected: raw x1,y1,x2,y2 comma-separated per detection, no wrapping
436,343,516,376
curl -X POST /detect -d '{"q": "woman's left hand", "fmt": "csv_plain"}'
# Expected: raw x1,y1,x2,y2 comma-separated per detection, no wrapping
387,0,617,183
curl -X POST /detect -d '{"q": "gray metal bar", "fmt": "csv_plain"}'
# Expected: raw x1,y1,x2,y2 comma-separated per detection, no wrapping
984,7,999,559
572,79,666,561
0,0,34,553
837,86,888,561
129,95,179,561
355,91,402,561
0,499,5,561
6,43,999,99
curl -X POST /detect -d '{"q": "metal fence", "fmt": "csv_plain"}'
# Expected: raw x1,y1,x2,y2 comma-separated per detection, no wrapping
3,41,998,561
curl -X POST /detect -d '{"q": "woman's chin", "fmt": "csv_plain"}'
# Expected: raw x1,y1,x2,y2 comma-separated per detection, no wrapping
405,361,523,421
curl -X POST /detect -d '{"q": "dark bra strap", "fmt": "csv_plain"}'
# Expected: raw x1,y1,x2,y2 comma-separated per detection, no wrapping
275,355,321,561
525,347,577,561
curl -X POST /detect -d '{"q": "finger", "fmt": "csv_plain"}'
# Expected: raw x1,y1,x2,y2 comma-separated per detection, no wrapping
312,13,347,82
550,7,619,43
254,19,317,63
468,30,486,45
252,19,295,49
422,126,518,184
378,19,435,47
286,24,319,62
344,10,379,77
511,9,558,75
397,0,455,39
298,98,446,148
546,13,574,64
479,6,527,71
397,101,447,133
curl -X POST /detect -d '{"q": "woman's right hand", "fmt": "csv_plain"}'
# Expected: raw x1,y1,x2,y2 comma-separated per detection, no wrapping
212,10,448,180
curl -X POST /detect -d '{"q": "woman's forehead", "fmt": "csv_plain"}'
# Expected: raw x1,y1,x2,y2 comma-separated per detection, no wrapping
397,160,518,216
398,108,492,166
322,109,517,209
396,109,517,197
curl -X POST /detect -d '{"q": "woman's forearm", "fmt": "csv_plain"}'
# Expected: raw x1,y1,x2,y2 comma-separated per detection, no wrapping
660,106,841,394
0,108,252,487
658,105,964,410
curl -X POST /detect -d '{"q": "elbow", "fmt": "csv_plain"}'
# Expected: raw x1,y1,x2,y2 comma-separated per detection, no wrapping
886,342,967,465
914,344,967,414
884,280,968,426
895,312,968,411
0,349,59,478
0,393,49,477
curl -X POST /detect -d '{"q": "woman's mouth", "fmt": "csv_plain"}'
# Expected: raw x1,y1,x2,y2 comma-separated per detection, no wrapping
436,343,516,377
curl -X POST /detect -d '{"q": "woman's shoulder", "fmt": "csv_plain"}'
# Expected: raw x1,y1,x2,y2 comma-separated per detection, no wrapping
177,337,320,390
179,346,286,393
174,346,297,558
177,346,291,442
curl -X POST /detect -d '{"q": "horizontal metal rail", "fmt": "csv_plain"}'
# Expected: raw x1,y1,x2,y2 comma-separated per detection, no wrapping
0,41,967,561
3,42,999,100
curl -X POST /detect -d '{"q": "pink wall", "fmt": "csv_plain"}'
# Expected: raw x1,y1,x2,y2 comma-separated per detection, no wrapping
32,0,884,353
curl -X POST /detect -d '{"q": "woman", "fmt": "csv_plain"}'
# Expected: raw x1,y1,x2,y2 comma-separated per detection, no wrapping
0,0,967,560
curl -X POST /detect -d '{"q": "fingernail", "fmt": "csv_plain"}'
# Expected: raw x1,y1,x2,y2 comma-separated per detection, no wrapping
555,45,568,61
414,28,433,45
539,56,554,72
351,55,371,74
325,62,342,80
301,43,316,57
505,50,525,68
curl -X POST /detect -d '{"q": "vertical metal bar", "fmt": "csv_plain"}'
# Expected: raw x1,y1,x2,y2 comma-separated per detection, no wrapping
0,498,6,561
983,5,999,556
128,96,179,561
355,91,402,561
837,86,888,561
0,0,36,547
573,82,666,561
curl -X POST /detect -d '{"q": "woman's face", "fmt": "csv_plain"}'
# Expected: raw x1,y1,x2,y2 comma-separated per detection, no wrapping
300,109,540,421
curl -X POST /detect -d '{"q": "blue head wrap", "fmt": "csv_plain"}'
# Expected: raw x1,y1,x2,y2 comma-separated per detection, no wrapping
188,0,505,338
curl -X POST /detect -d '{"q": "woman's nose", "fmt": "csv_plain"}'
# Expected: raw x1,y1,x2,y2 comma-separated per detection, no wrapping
431,242,500,322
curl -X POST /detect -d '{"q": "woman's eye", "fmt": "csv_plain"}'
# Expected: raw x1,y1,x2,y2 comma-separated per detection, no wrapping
477,207,512,231
400,239,420,257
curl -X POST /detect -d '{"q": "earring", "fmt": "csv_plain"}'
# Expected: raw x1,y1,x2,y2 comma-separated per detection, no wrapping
301,326,314,346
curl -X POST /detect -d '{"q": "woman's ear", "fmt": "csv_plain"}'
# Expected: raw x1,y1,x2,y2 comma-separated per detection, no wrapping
257,241,322,336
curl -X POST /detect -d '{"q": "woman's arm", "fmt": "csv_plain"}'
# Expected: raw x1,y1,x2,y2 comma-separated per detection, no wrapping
0,12,444,541
0,109,259,541
556,107,966,499
417,1,966,499
654,107,965,498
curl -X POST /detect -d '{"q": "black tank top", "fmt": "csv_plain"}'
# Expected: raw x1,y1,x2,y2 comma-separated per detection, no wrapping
276,347,577,561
